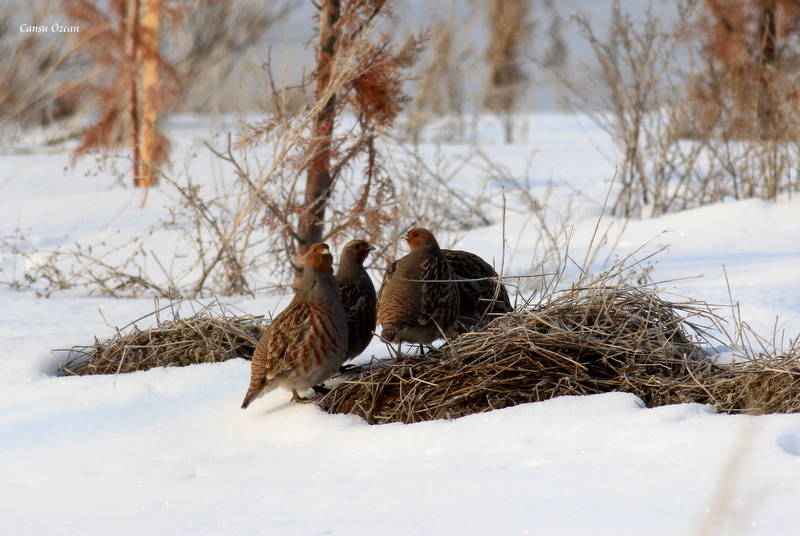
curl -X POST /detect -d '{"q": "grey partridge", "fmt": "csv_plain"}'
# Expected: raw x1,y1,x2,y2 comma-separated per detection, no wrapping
241,243,348,408
336,239,378,362
442,248,512,335
376,228,460,346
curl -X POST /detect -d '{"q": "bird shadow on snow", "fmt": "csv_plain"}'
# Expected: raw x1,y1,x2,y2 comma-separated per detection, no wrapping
43,348,89,378
246,392,327,420
777,433,800,457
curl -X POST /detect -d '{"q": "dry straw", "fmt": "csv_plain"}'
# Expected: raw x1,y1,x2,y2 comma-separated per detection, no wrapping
56,275,800,424
321,278,800,424
58,299,265,376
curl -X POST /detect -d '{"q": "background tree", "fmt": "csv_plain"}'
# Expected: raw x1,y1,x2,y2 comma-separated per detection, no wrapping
406,9,470,143
136,0,161,187
288,0,425,288
61,0,291,191
695,0,800,140
62,0,181,190
481,0,533,143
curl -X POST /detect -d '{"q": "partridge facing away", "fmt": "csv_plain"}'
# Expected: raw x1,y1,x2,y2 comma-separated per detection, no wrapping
336,239,378,362
443,248,512,335
376,228,460,346
241,243,348,408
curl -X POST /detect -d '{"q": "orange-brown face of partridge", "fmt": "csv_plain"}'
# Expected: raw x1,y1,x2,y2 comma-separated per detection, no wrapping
402,228,436,251
306,243,334,273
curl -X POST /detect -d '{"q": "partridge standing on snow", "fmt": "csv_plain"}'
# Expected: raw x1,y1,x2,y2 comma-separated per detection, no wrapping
336,239,378,362
443,248,512,335
241,243,348,408
376,228,460,346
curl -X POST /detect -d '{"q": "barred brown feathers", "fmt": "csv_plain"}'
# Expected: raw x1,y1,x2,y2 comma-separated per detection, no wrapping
376,228,459,345
443,248,512,335
336,239,377,362
241,243,348,408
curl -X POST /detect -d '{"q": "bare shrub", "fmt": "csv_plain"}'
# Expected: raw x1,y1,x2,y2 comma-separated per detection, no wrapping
405,12,473,143
0,132,528,298
0,224,170,298
174,0,296,112
556,2,692,217
383,143,492,231
180,133,305,294
554,0,800,218
0,135,293,297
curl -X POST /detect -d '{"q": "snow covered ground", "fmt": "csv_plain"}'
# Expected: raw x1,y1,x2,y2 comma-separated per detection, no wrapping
2,113,800,535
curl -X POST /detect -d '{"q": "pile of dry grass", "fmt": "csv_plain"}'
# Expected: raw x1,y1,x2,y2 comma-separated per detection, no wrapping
56,279,800,423
321,283,800,424
59,300,265,376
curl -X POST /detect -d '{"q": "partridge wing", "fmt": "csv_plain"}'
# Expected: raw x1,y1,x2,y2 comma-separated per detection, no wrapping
444,249,511,317
419,256,459,331
340,281,377,359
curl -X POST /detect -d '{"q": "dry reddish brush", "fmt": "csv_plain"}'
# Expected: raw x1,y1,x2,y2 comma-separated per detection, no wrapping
694,0,800,141
554,0,800,218
61,0,181,187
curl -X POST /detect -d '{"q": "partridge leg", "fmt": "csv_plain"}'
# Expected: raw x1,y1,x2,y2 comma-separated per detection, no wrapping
292,389,311,404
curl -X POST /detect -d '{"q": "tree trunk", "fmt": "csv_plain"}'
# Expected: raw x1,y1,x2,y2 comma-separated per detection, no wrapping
294,0,340,289
484,0,530,143
135,0,160,188
127,0,141,184
757,0,778,140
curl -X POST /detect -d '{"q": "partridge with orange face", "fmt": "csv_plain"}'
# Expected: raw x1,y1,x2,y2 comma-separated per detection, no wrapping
241,243,348,408
443,248,512,335
336,239,377,362
376,228,459,346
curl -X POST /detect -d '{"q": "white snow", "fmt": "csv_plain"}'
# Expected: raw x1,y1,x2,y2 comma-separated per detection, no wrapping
2,112,800,535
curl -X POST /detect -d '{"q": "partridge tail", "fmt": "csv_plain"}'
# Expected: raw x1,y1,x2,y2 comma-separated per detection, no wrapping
380,325,397,343
241,378,278,409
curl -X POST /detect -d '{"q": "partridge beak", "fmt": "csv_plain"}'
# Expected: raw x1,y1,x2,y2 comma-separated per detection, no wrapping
321,247,331,255
399,232,408,241
366,244,376,251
